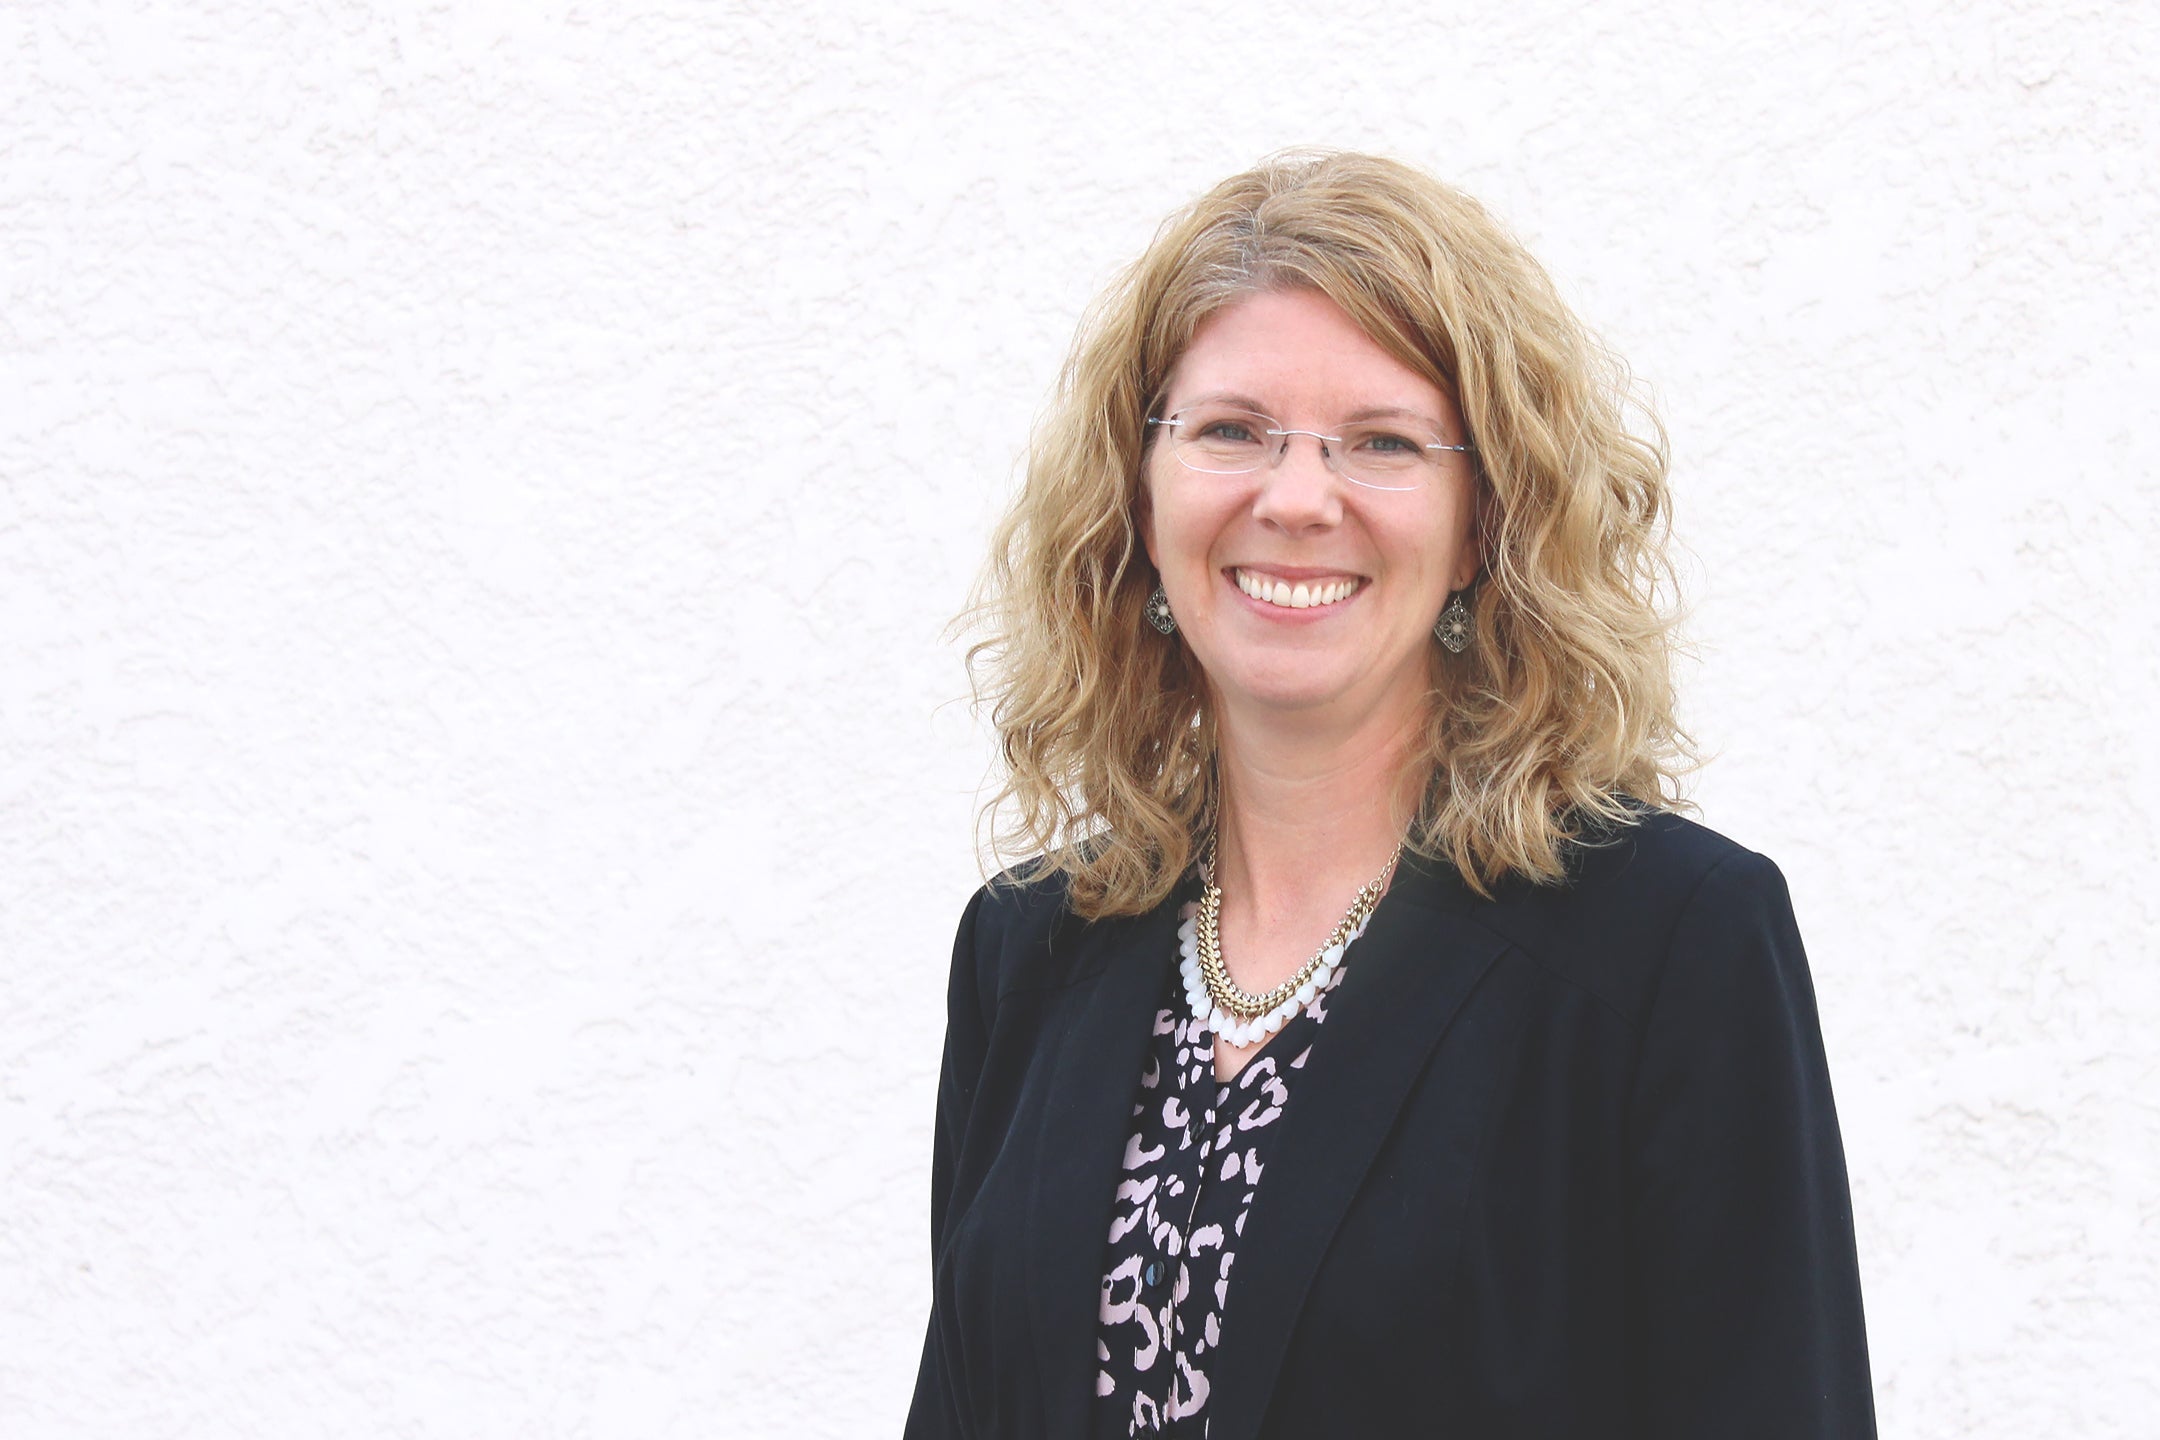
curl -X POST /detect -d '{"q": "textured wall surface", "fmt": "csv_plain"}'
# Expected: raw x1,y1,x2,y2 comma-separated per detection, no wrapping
4,1,2156,1435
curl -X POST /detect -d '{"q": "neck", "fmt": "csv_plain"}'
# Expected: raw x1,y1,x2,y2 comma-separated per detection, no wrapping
1210,693,1426,920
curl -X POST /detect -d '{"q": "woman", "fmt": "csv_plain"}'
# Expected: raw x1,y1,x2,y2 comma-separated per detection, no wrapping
906,152,1874,1438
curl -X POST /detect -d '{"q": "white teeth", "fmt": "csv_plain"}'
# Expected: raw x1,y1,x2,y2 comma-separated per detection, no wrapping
1235,570,1359,610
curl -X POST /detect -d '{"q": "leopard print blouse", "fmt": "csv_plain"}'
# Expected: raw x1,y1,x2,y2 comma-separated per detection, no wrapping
1091,900,1355,1437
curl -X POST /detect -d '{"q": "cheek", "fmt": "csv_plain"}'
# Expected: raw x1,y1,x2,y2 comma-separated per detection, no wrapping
1146,478,1227,570
1425,489,1480,586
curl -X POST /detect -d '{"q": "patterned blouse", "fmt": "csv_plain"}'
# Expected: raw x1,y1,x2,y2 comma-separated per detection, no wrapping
1091,900,1354,1437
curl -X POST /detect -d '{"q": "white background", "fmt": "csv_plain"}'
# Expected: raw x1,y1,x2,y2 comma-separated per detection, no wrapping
4,1,2156,1435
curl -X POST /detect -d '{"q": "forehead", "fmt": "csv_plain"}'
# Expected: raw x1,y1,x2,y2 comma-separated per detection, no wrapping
1163,288,1451,419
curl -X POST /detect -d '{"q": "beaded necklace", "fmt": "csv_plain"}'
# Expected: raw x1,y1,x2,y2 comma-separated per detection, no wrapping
1178,834,1402,1047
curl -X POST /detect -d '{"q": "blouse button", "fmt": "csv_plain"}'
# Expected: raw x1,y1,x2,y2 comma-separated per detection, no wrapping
1144,1260,1164,1289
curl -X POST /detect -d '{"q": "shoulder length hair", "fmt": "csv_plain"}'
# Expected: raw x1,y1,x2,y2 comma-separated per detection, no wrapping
969,150,1691,920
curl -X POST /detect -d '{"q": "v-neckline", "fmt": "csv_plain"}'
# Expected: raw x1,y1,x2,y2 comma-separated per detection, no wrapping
1211,1014,1312,1085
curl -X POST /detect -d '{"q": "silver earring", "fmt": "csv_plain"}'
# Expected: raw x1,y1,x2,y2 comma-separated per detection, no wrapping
1144,584,1178,636
1434,591,1472,653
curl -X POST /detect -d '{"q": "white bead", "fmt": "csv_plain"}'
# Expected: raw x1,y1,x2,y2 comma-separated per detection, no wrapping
1295,980,1316,1005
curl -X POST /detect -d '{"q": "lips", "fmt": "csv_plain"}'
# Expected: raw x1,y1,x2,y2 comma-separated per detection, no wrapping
1231,567,1364,610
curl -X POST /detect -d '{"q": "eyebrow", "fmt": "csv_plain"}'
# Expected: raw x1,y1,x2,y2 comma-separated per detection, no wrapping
1171,389,1270,415
1338,404,1449,429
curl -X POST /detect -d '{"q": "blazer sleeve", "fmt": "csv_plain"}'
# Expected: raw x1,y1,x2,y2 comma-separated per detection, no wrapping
1626,851,1877,1437
905,886,992,1440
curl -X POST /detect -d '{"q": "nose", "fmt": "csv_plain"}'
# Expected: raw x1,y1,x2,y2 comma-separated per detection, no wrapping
1250,430,1343,533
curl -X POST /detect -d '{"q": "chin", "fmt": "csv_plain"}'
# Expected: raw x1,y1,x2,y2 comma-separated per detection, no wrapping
1211,658,1366,714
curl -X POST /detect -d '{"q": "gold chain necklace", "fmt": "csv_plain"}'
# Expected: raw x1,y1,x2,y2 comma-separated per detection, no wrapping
1191,834,1402,1033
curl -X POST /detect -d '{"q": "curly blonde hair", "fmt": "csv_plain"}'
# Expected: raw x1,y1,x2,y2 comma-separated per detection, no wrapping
968,150,1691,919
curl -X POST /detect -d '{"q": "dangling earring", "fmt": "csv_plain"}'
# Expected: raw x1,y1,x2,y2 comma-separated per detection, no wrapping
1144,583,1178,636
1433,590,1472,653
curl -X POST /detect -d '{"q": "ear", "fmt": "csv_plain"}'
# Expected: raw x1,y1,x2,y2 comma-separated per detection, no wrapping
1450,480,1489,593
1135,476,1159,572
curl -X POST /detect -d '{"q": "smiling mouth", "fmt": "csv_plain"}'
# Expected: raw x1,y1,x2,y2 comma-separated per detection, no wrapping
1232,568,1365,610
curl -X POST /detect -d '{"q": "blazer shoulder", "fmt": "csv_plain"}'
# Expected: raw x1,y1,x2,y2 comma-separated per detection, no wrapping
1472,809,1792,1023
950,860,1097,1008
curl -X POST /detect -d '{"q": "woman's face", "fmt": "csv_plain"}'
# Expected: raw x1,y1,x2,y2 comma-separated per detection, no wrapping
1140,287,1481,730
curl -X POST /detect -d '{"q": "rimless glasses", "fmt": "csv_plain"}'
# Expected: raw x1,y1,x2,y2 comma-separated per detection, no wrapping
1146,403,1474,493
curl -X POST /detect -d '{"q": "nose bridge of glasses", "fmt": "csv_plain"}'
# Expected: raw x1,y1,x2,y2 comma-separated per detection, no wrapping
1264,425,1348,474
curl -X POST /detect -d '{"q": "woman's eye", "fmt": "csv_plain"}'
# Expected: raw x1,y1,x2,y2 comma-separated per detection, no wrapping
1359,430,1420,454
1199,421,1259,443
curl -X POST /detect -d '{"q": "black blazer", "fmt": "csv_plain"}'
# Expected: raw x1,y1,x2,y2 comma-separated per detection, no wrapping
905,812,1875,1438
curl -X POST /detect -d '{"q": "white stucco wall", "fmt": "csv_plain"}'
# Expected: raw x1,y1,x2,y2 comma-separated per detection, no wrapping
4,1,2155,1434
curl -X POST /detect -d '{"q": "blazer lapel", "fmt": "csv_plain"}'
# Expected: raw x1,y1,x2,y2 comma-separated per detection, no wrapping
1200,858,1506,1440
1027,889,1186,1440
